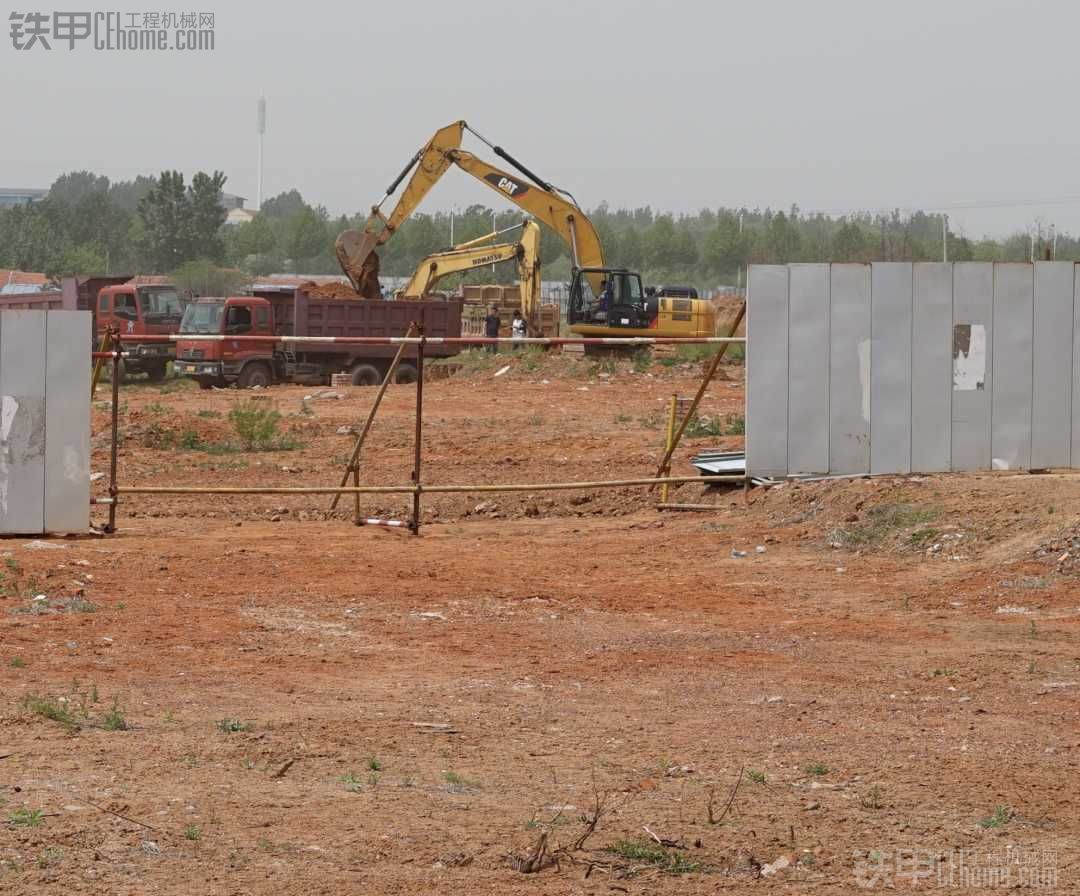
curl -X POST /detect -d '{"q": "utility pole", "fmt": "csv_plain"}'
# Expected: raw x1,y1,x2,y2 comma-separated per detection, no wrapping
942,214,948,262
449,206,455,245
1051,223,1058,260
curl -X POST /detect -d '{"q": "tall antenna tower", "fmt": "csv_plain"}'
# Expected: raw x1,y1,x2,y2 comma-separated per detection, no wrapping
256,96,267,210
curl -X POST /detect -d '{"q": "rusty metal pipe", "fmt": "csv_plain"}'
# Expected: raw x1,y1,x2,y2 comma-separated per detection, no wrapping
410,330,425,534
106,329,121,533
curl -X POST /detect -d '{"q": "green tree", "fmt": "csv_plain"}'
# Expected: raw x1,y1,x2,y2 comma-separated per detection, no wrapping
287,206,327,271
138,171,191,271
188,170,228,261
832,219,866,261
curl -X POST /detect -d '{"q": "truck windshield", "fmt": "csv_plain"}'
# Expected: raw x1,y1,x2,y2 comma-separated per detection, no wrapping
140,286,183,318
180,302,225,334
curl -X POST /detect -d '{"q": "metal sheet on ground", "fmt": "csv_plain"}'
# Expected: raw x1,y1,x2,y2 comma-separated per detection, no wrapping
44,312,91,533
911,263,952,472
870,263,913,474
991,263,1034,470
787,264,829,474
951,263,993,471
0,311,47,533
746,266,789,477
1031,262,1073,469
828,264,871,474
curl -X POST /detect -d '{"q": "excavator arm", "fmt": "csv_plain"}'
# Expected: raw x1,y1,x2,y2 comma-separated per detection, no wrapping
397,232,527,299
336,121,604,297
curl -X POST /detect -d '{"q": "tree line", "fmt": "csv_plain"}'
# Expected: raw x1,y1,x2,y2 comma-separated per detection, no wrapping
1,169,1076,290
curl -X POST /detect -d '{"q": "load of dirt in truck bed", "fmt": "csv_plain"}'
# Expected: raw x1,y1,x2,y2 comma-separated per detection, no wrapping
301,280,363,299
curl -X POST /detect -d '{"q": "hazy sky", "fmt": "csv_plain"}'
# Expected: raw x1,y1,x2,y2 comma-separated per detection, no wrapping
4,0,1079,237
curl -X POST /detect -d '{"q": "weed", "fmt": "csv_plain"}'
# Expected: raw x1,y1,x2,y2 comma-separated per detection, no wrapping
90,683,99,703
158,377,195,395
605,840,701,874
178,429,205,450
726,343,746,363
614,413,634,424
62,597,98,614
1027,659,1037,675
517,346,545,372
861,786,883,810
183,824,202,841
907,527,940,548
102,699,128,731
978,806,1012,829
673,343,722,364
215,718,250,733
804,762,829,777
241,759,257,770
195,409,221,419
683,416,723,438
36,848,62,868
22,694,79,731
367,757,383,772
443,770,480,791
146,402,167,415
723,414,745,435
631,349,652,373
9,656,26,668
5,557,20,574
930,668,957,678
745,769,767,784
228,402,299,451
341,772,362,793
8,808,44,828
140,422,175,449
1029,620,1037,639
527,414,544,426
830,504,940,549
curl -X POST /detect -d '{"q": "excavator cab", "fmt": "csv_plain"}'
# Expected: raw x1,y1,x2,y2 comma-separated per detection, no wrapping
568,267,651,329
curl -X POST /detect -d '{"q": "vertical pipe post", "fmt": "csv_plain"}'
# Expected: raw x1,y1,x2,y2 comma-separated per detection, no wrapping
106,330,121,533
410,327,425,535
660,393,677,504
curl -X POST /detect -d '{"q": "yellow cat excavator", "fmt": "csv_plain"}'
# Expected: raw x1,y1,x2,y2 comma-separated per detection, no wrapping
336,120,713,340
396,221,541,329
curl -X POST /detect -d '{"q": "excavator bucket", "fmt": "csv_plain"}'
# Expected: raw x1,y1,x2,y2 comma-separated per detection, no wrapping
334,229,382,297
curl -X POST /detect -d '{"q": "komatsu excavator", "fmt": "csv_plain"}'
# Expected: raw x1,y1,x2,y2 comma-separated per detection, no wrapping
336,121,713,340
396,221,541,330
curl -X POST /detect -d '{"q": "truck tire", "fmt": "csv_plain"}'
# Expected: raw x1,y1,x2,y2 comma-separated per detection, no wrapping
237,362,273,389
145,361,168,383
350,363,381,386
394,363,418,384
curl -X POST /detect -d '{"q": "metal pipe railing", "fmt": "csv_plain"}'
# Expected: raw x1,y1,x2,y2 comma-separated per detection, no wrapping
133,334,745,346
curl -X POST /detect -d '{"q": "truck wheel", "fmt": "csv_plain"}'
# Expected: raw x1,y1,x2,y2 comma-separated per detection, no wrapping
145,361,168,383
237,362,272,389
350,363,381,386
394,363,418,384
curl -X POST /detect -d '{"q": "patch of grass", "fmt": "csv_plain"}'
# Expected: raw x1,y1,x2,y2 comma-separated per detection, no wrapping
804,762,829,777
145,402,167,414
930,668,956,678
745,769,767,784
631,349,652,373
36,847,62,868
9,656,26,668
861,785,883,810
907,527,940,548
215,718,250,734
8,808,44,828
606,839,701,874
831,503,940,549
517,346,545,372
527,414,544,426
102,699,128,731
725,343,746,363
673,344,721,364
367,757,383,772
158,377,196,395
60,597,98,614
228,401,301,451
723,414,745,435
443,770,480,791
614,413,634,424
978,805,1012,829
177,428,206,450
341,772,363,793
22,694,79,731
195,409,222,419
683,415,723,438
183,824,202,841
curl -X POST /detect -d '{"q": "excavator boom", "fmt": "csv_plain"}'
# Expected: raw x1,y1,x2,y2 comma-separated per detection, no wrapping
336,122,603,296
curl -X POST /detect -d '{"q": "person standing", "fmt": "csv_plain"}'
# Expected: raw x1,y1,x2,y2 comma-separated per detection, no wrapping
511,309,527,349
484,304,501,353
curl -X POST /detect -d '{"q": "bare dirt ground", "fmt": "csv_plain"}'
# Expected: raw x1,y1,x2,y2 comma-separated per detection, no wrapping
2,350,1077,893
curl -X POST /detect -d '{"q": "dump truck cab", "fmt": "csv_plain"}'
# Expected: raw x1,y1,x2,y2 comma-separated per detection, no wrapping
97,283,185,380
175,296,277,389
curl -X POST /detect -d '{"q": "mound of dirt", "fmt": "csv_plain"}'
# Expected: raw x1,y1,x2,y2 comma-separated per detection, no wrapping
301,281,363,299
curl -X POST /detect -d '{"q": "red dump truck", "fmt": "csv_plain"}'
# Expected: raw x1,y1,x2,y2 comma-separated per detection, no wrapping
0,276,184,380
173,286,463,389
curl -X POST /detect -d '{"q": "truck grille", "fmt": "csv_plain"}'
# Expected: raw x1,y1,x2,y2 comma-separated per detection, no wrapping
181,349,204,360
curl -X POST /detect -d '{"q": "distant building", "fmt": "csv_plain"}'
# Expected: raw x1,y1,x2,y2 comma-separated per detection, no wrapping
0,188,48,209
225,207,257,226
220,192,246,211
